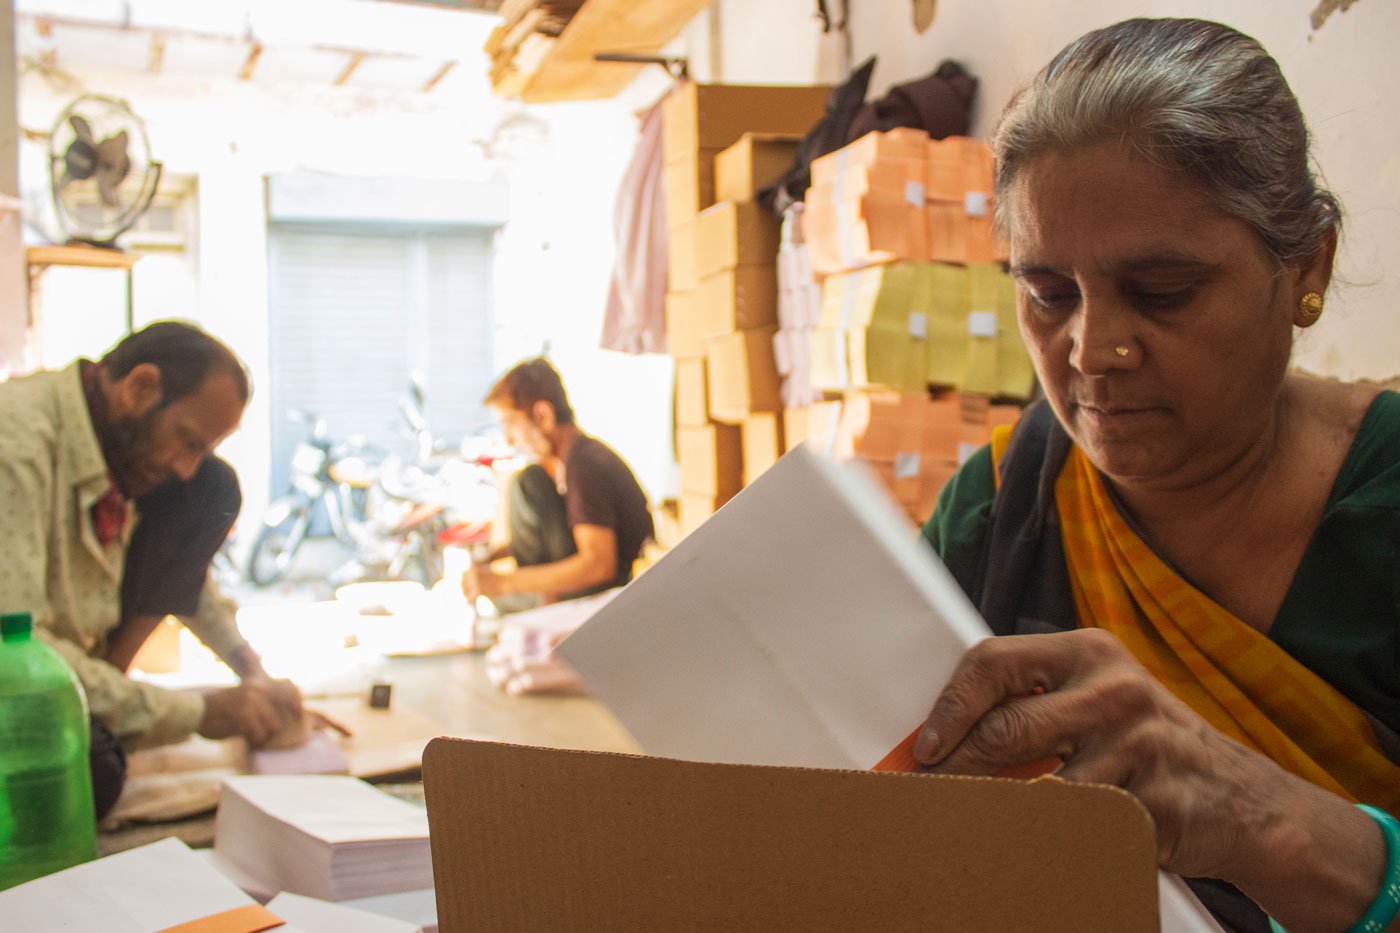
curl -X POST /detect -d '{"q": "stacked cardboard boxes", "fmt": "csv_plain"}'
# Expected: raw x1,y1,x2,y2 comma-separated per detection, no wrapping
662,88,827,536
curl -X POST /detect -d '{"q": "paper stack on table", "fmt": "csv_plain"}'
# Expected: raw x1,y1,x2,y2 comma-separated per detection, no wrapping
483,588,620,695
0,837,291,932
215,775,433,902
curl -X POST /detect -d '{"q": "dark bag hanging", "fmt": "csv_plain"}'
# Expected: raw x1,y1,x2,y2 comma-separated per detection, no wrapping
758,57,877,219
846,59,978,143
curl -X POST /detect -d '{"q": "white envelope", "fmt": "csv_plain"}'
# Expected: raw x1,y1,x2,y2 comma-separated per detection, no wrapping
558,442,989,770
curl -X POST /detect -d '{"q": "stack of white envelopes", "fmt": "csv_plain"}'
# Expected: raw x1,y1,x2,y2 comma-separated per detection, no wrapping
215,775,433,901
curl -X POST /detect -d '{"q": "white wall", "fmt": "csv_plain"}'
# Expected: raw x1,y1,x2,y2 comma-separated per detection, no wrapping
0,1,23,372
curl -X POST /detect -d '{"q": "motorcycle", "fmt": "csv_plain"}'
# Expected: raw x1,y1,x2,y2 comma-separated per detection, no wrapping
244,410,381,586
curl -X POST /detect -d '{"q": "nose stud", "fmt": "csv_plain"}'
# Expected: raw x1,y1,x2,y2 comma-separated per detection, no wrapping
1114,346,1130,358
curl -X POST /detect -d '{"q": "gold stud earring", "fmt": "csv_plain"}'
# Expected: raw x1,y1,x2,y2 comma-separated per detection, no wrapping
1114,346,1130,358
1296,292,1324,328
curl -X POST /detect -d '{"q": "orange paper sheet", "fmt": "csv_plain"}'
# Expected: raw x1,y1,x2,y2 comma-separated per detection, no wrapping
156,904,285,933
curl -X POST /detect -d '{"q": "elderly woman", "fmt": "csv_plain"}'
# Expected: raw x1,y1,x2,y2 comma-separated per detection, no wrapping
916,18,1399,933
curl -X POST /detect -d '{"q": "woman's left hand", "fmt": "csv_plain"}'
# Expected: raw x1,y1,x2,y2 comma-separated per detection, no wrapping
913,628,1293,881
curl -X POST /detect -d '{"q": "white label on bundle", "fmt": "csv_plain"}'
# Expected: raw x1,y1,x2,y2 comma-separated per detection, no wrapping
894,452,921,479
968,310,998,338
958,442,981,464
908,312,929,340
905,181,926,206
965,191,988,217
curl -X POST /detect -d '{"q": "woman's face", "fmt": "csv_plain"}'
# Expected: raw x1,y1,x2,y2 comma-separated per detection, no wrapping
1006,142,1300,489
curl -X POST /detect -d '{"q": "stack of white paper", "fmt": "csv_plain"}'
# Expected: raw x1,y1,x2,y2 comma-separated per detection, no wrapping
215,775,433,901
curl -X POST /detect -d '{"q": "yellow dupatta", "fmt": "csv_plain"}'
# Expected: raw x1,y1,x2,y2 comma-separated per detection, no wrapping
988,426,1400,812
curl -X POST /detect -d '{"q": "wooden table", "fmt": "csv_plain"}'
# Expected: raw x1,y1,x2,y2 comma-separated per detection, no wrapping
360,650,640,756
99,649,638,855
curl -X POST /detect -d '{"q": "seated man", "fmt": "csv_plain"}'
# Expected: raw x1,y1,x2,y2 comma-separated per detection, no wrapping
0,321,303,817
464,358,653,611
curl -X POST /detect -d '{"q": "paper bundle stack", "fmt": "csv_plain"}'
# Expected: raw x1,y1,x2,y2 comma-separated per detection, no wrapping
214,775,433,902
775,203,823,409
803,130,1007,275
811,260,1034,401
803,128,931,275
483,589,619,695
784,389,1020,527
925,136,1004,264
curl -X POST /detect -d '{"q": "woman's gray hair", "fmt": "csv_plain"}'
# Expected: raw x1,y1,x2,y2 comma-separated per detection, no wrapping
993,18,1340,267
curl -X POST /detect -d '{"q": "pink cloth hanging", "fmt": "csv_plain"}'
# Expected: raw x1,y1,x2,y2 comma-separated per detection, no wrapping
600,99,669,354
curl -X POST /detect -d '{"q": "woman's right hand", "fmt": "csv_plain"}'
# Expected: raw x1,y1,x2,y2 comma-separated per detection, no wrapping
913,629,1389,931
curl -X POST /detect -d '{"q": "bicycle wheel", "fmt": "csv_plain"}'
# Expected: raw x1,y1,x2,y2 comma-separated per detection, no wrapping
245,498,313,586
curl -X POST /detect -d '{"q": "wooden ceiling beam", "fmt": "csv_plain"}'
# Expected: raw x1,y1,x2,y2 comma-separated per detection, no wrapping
238,43,262,81
421,60,454,93
334,51,367,86
148,34,166,74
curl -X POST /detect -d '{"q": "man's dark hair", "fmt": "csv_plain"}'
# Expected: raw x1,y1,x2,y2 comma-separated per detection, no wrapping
99,320,251,406
484,357,574,425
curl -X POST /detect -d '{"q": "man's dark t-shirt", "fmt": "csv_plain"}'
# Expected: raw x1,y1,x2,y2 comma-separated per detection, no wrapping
564,434,654,588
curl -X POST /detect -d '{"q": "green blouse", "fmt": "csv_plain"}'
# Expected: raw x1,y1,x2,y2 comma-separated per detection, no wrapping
921,391,1400,737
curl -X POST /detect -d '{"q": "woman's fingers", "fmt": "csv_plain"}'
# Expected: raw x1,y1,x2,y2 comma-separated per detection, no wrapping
916,629,1124,765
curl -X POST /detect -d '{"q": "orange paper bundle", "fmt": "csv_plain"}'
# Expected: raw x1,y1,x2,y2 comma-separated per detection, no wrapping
925,136,1007,264
804,129,933,274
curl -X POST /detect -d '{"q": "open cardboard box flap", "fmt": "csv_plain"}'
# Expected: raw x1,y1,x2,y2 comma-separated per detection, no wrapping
423,737,1160,932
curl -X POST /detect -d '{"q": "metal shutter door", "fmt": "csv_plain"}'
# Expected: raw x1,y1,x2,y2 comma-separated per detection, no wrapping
267,226,493,502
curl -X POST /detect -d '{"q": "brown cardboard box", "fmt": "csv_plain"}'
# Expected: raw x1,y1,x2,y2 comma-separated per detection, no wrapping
741,411,784,485
668,221,698,292
714,133,802,203
705,327,781,424
424,738,1161,932
782,400,843,453
675,357,709,427
665,290,705,359
694,200,781,278
663,149,721,229
678,492,727,538
677,422,742,499
662,82,832,165
697,266,778,338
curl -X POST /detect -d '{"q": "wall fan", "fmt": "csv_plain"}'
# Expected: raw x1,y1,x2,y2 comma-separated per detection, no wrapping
48,94,163,248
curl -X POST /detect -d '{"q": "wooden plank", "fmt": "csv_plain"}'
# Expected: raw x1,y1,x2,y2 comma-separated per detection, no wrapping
333,51,366,86
490,0,715,103
420,60,455,93
27,244,142,270
238,43,262,81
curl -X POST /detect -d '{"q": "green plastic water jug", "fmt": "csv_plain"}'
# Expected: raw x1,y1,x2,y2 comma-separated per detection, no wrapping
0,612,97,890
